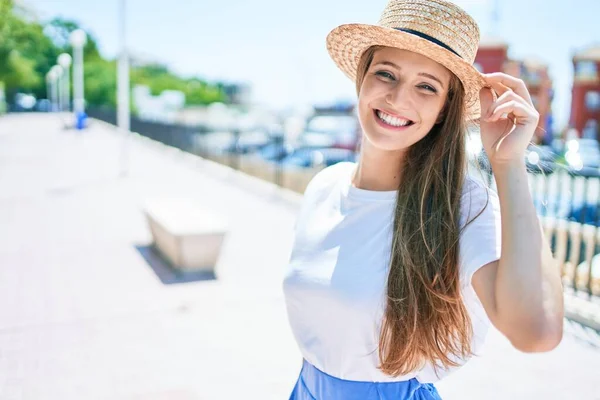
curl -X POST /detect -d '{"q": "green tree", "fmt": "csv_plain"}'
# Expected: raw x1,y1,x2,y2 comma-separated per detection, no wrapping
131,64,227,106
44,17,102,60
42,17,105,104
0,0,47,99
84,58,117,108
0,0,230,109
0,81,6,113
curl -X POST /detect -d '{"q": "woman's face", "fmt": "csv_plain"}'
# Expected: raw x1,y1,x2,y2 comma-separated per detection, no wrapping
358,47,452,152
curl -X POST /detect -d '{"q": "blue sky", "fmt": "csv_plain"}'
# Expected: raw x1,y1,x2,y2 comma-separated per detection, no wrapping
24,0,600,130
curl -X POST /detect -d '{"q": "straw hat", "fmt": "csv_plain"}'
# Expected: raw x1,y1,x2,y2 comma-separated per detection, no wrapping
326,0,486,121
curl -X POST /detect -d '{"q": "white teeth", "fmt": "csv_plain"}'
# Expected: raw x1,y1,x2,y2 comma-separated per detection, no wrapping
376,110,411,127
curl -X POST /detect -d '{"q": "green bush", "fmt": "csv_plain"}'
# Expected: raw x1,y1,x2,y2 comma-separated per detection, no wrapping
0,0,228,110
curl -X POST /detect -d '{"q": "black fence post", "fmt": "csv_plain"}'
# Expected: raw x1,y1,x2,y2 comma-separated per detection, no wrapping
273,134,284,187
230,129,240,170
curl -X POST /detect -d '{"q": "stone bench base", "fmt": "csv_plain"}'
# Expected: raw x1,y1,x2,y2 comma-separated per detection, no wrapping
143,198,229,272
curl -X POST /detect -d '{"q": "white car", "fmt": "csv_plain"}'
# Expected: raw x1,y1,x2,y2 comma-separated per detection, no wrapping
299,115,359,150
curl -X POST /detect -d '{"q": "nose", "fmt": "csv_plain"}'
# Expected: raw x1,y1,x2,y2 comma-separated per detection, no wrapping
385,82,413,110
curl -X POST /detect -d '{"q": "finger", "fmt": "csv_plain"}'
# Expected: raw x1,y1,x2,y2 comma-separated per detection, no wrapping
489,101,529,121
486,81,515,115
486,89,532,118
488,101,538,124
488,80,512,98
479,86,495,118
484,73,533,107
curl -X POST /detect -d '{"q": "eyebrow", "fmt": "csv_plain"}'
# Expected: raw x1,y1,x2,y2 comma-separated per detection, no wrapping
373,61,445,89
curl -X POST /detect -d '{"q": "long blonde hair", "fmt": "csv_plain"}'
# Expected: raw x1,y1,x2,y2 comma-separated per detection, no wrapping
356,46,478,376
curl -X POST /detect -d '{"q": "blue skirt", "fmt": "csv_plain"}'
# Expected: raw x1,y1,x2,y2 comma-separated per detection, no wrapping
289,359,442,400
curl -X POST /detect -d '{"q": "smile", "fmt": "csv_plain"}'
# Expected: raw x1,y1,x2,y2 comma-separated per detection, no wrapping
374,109,415,130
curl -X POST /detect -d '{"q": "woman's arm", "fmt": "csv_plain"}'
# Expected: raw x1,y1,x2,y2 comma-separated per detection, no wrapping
471,72,564,352
472,161,564,352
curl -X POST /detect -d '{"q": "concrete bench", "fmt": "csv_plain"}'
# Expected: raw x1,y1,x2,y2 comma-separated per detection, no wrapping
143,198,229,272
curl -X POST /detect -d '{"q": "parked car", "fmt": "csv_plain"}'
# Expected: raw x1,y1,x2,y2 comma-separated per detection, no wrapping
224,129,272,154
567,201,600,227
198,129,273,156
318,148,357,166
299,114,360,150
280,147,356,168
258,141,295,162
295,131,337,149
35,99,51,112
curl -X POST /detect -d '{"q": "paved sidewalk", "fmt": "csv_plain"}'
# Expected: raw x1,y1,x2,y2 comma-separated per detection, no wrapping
0,113,598,400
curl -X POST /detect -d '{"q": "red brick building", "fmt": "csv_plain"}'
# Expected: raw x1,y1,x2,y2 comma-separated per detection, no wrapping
569,45,600,140
475,38,554,144
473,37,508,74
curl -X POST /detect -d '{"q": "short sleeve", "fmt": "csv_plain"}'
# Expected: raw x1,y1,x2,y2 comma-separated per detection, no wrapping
292,163,345,232
458,179,502,287
292,171,323,232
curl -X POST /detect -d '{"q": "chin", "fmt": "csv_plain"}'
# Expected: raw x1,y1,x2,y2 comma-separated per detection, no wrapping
364,124,423,152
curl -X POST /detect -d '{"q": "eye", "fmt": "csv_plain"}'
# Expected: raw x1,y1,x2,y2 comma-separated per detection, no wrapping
375,70,395,81
418,84,438,93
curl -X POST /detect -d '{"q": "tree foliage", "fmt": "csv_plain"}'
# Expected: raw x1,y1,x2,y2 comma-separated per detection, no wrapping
132,64,227,105
0,0,228,110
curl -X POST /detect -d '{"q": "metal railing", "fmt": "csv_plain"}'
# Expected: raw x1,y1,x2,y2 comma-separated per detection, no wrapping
87,108,210,152
89,110,600,299
529,170,599,298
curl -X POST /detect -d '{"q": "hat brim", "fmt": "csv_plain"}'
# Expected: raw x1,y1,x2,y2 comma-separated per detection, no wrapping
326,23,486,122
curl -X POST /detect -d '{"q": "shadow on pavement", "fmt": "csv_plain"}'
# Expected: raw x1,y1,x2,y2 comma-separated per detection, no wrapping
135,245,217,285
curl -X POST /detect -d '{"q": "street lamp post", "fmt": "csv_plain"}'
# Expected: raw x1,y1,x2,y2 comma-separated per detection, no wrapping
118,0,131,175
70,29,87,124
50,65,62,112
118,0,130,133
58,53,72,112
57,66,64,111
45,71,54,111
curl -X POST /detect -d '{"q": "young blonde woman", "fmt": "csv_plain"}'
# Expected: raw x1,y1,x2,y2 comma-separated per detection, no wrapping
282,0,565,399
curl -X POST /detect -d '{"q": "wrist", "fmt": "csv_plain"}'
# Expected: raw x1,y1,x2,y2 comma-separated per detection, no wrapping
490,158,528,178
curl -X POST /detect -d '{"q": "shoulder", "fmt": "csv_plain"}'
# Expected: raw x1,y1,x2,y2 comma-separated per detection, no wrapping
460,175,500,227
461,175,494,199
458,175,502,286
303,161,353,198
293,162,352,230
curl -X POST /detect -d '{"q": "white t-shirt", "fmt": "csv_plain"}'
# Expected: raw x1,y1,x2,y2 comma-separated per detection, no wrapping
283,161,502,383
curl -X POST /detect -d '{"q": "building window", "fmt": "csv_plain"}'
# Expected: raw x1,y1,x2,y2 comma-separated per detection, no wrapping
583,119,598,139
526,71,541,85
575,61,598,80
585,91,600,111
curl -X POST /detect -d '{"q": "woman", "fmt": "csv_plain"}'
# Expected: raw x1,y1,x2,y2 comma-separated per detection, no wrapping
283,0,565,399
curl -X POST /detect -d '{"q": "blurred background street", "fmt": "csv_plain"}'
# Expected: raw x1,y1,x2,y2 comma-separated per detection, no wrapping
1,0,600,399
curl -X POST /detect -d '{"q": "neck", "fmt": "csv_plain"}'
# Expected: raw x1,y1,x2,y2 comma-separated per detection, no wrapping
352,139,405,191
